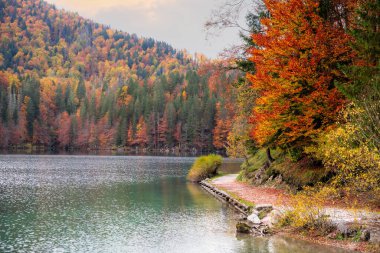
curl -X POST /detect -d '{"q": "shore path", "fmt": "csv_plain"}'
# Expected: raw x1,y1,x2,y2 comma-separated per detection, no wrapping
211,174,291,206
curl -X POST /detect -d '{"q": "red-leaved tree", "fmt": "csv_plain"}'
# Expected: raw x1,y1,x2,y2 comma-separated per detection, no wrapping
248,0,353,152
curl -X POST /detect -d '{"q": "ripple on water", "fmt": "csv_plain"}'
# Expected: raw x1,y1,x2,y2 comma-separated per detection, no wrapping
0,155,352,253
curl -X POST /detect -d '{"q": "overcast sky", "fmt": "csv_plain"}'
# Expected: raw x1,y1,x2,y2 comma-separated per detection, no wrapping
45,0,243,58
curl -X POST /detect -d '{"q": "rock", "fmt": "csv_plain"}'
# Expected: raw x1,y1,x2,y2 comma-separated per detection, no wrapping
260,225,272,235
255,204,273,212
238,214,247,221
369,228,380,243
366,224,380,244
336,222,357,238
360,230,370,241
261,209,282,228
247,213,261,224
274,174,283,184
236,222,251,233
336,222,350,237
327,231,338,239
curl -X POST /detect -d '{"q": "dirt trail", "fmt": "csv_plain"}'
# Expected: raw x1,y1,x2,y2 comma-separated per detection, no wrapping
212,174,291,206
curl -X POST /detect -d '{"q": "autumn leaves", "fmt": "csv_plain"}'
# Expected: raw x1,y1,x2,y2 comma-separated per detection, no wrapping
247,0,353,153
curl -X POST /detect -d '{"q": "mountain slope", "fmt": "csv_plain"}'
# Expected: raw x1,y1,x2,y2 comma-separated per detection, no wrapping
0,0,237,152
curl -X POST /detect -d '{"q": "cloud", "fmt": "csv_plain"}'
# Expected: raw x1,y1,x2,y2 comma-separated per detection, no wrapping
45,0,242,58
48,0,175,17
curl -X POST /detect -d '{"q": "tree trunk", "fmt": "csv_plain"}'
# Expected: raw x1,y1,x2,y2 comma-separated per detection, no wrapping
266,147,274,163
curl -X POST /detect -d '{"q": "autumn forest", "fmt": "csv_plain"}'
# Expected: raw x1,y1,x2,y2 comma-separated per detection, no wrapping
0,0,241,152
0,0,379,193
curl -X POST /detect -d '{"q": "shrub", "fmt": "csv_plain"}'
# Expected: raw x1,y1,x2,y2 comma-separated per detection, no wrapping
305,106,380,207
277,191,336,236
187,154,222,182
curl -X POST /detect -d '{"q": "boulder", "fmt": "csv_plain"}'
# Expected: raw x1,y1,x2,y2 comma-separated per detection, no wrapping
236,222,251,233
336,222,357,238
261,209,282,228
360,230,370,241
247,213,261,224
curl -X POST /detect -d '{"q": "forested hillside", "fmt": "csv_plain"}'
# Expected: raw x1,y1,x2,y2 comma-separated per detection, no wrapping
0,0,237,152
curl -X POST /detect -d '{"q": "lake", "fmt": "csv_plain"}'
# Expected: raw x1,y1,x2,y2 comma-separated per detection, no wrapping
0,155,351,253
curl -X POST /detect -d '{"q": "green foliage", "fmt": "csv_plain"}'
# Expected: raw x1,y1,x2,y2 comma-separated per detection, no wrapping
271,157,328,189
187,154,222,182
336,0,380,150
240,148,281,173
239,147,329,189
241,149,269,173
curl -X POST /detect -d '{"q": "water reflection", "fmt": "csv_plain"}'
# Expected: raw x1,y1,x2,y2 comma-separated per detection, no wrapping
0,155,351,253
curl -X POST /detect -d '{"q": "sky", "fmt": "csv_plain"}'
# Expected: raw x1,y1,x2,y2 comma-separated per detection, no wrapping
45,0,243,58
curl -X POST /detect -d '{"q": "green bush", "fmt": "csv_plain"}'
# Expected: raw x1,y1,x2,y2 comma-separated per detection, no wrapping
187,154,222,182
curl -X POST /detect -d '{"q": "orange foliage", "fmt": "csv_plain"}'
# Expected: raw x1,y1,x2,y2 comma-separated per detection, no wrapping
132,117,148,147
57,112,71,148
213,101,234,149
248,0,353,148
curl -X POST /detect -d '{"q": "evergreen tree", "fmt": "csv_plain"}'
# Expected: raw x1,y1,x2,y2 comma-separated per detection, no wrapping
337,0,380,150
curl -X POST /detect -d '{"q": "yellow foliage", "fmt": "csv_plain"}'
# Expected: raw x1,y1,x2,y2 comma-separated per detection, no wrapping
305,106,380,206
278,190,335,235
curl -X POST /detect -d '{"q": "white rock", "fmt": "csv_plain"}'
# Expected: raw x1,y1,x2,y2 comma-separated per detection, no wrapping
262,209,282,227
247,213,261,224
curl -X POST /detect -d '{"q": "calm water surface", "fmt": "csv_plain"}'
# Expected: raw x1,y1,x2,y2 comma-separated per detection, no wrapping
0,155,351,253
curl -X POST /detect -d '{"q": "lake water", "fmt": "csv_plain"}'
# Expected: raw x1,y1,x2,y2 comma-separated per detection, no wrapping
0,155,351,253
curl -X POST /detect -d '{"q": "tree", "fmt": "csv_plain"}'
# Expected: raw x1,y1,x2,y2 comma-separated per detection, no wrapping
0,71,9,123
133,116,148,147
248,0,352,156
337,0,380,150
57,112,71,148
226,115,252,164
9,101,27,145
158,115,168,147
213,101,234,149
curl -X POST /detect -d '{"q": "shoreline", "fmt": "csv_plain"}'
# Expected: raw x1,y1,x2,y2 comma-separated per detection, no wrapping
200,174,380,253
199,180,250,215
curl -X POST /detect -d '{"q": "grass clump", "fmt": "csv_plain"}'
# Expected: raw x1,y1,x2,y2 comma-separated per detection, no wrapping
187,154,222,182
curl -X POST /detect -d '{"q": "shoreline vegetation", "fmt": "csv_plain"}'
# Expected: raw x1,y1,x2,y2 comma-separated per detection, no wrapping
188,158,380,253
1,144,225,157
186,154,222,182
